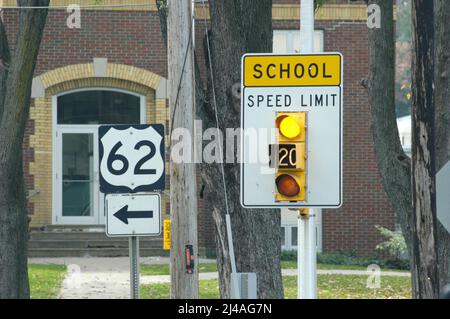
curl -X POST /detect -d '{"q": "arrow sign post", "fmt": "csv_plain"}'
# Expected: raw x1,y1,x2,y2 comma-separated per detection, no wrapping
105,193,161,299
114,206,154,225
99,125,165,299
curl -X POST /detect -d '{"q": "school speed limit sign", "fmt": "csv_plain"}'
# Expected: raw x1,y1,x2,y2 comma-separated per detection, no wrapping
99,124,165,194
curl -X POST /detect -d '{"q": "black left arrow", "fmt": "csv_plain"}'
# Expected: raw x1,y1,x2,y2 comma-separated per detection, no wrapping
113,205,153,225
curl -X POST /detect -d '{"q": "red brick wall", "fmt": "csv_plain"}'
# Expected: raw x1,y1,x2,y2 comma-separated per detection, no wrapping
322,21,395,256
3,5,395,256
3,8,168,221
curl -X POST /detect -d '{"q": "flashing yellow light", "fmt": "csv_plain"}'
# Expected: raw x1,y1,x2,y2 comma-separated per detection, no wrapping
279,116,301,139
274,112,307,202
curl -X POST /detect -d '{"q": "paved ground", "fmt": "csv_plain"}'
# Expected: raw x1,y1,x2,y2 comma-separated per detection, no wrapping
141,269,411,284
29,257,214,299
30,256,217,266
29,257,410,299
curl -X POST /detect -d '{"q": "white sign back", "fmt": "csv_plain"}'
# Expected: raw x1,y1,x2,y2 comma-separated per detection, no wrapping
437,161,450,233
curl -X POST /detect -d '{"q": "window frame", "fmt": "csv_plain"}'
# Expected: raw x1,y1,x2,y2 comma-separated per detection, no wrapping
51,88,146,225
55,88,145,126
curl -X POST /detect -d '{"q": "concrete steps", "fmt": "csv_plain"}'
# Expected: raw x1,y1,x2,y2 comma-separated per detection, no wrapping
28,225,167,258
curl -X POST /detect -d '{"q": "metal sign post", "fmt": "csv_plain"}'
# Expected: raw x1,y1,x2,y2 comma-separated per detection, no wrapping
298,0,317,300
298,209,317,299
99,124,165,300
129,236,140,299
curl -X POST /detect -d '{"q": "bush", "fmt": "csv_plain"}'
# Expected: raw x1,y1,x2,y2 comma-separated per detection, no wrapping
281,250,297,261
374,225,409,270
317,251,410,270
375,226,408,260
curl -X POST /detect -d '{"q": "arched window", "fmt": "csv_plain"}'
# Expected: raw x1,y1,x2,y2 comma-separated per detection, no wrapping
57,90,141,125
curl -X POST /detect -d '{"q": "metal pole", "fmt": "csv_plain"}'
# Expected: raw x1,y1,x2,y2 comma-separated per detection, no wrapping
298,0,316,300
298,210,317,299
226,214,241,298
300,0,314,53
307,209,317,299
129,236,140,299
298,214,307,298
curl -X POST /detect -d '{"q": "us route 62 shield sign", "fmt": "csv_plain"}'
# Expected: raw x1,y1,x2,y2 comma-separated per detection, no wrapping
99,124,165,194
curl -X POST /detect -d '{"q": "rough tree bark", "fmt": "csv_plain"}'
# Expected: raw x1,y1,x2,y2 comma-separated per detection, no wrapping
0,16,10,119
0,1,49,299
367,0,450,297
366,0,413,275
434,0,450,289
410,0,440,299
203,0,283,299
158,0,283,298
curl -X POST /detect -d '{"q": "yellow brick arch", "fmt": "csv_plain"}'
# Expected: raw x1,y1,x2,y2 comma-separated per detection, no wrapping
33,62,166,94
28,62,168,227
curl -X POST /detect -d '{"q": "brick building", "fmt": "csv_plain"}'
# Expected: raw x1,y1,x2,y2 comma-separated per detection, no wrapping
1,0,394,257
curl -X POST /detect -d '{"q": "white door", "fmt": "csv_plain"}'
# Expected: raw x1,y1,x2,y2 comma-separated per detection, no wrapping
52,89,145,225
54,127,104,225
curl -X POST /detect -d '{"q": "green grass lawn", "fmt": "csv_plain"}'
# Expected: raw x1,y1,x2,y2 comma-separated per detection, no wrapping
140,261,407,276
141,262,217,276
29,264,67,299
26,263,410,299
141,275,412,299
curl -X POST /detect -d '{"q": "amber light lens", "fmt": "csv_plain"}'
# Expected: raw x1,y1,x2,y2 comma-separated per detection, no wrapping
276,174,301,197
279,116,301,139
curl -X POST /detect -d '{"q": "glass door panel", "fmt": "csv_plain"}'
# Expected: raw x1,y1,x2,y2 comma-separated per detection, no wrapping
61,133,94,219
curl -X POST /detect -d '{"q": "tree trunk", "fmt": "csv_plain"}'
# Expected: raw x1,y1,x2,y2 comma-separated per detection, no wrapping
0,1,49,299
366,0,413,273
202,0,283,299
158,0,284,299
0,17,10,120
410,0,440,299
434,0,450,290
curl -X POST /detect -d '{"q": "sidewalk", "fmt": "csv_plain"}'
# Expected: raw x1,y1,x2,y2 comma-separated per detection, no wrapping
141,269,411,284
29,257,410,299
29,257,215,299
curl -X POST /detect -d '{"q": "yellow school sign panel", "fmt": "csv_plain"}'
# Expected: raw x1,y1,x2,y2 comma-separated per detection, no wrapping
240,52,343,208
243,54,342,87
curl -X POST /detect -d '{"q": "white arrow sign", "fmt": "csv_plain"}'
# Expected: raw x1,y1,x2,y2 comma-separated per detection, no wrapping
105,193,161,237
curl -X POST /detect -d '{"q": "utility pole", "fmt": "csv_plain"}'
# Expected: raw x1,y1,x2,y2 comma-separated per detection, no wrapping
168,0,199,298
